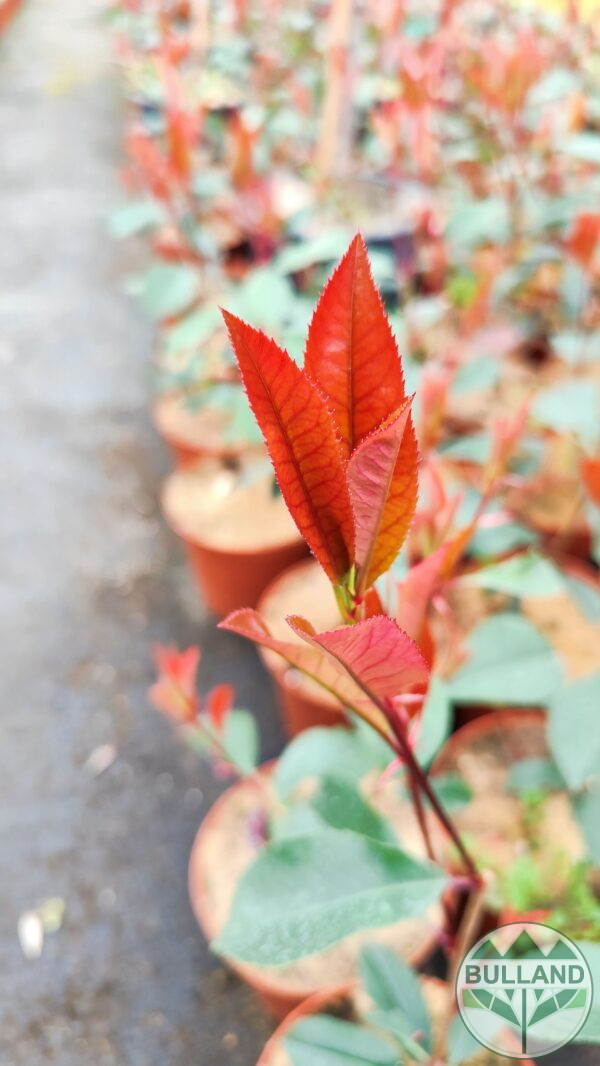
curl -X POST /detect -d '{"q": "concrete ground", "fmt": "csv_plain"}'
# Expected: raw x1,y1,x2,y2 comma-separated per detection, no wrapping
0,3,595,1065
0,2,280,1063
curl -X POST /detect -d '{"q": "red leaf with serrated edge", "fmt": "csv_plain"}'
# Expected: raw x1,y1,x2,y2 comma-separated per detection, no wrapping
222,311,355,581
304,234,408,457
218,609,390,736
205,683,234,732
287,615,429,711
348,399,418,592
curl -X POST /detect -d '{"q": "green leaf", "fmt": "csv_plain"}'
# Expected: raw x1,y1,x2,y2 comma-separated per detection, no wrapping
562,132,600,165
360,944,431,1050
164,305,221,354
564,574,600,622
573,942,600,1044
507,757,564,794
132,264,199,320
213,828,447,966
448,613,563,707
548,673,600,790
222,710,259,775
109,199,164,238
438,433,492,465
431,775,472,811
275,230,352,275
311,777,397,844
532,380,600,447
574,785,600,866
447,1013,485,1065
446,197,510,250
416,676,452,769
463,551,565,598
452,358,500,395
284,1015,398,1066
274,724,390,801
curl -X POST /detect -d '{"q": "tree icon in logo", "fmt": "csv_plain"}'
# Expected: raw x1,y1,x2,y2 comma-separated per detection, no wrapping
456,923,593,1059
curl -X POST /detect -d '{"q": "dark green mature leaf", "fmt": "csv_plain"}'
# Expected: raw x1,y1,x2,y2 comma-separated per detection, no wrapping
446,197,510,250
109,199,164,238
548,673,600,790
448,613,563,707
284,1015,397,1066
564,574,600,622
214,829,447,966
274,724,390,801
360,944,431,1051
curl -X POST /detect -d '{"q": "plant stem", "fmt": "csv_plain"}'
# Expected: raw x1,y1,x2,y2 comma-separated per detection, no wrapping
388,703,480,883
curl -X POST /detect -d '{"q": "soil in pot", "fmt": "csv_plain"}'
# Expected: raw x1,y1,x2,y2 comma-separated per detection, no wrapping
189,766,443,1020
162,456,307,615
258,976,533,1066
153,391,260,466
432,712,592,926
257,558,346,734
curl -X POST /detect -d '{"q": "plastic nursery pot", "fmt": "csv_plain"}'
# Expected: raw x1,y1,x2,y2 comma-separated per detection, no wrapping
152,390,260,469
257,558,348,736
161,457,308,617
188,767,442,1021
256,976,536,1066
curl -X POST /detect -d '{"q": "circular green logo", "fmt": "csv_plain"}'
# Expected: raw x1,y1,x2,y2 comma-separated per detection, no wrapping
456,922,593,1059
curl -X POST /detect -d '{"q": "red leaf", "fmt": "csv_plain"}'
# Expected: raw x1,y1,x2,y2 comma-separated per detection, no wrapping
287,615,429,710
222,311,355,581
149,645,200,723
205,683,234,732
348,398,418,591
218,609,389,736
304,234,408,456
396,526,473,642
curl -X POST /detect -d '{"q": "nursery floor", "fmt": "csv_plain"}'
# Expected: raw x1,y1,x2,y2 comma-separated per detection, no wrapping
0,2,280,1064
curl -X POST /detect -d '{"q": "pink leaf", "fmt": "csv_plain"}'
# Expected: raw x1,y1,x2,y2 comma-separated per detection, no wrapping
287,614,429,711
347,398,418,591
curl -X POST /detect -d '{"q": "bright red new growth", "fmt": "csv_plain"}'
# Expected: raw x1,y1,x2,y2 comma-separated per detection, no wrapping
304,233,408,456
222,310,355,581
287,615,429,713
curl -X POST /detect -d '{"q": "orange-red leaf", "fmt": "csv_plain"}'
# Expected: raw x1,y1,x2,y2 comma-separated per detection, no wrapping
288,615,429,709
348,399,418,592
218,609,389,736
581,456,600,506
304,234,408,456
222,311,355,581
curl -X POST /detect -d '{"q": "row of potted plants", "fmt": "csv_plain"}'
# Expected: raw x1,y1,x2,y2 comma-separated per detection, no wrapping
110,0,600,1062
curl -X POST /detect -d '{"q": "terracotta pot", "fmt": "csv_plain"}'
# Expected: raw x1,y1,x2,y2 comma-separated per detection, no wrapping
189,769,441,1020
161,460,308,616
256,976,536,1066
433,707,547,779
256,560,348,736
151,391,255,469
256,985,353,1065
